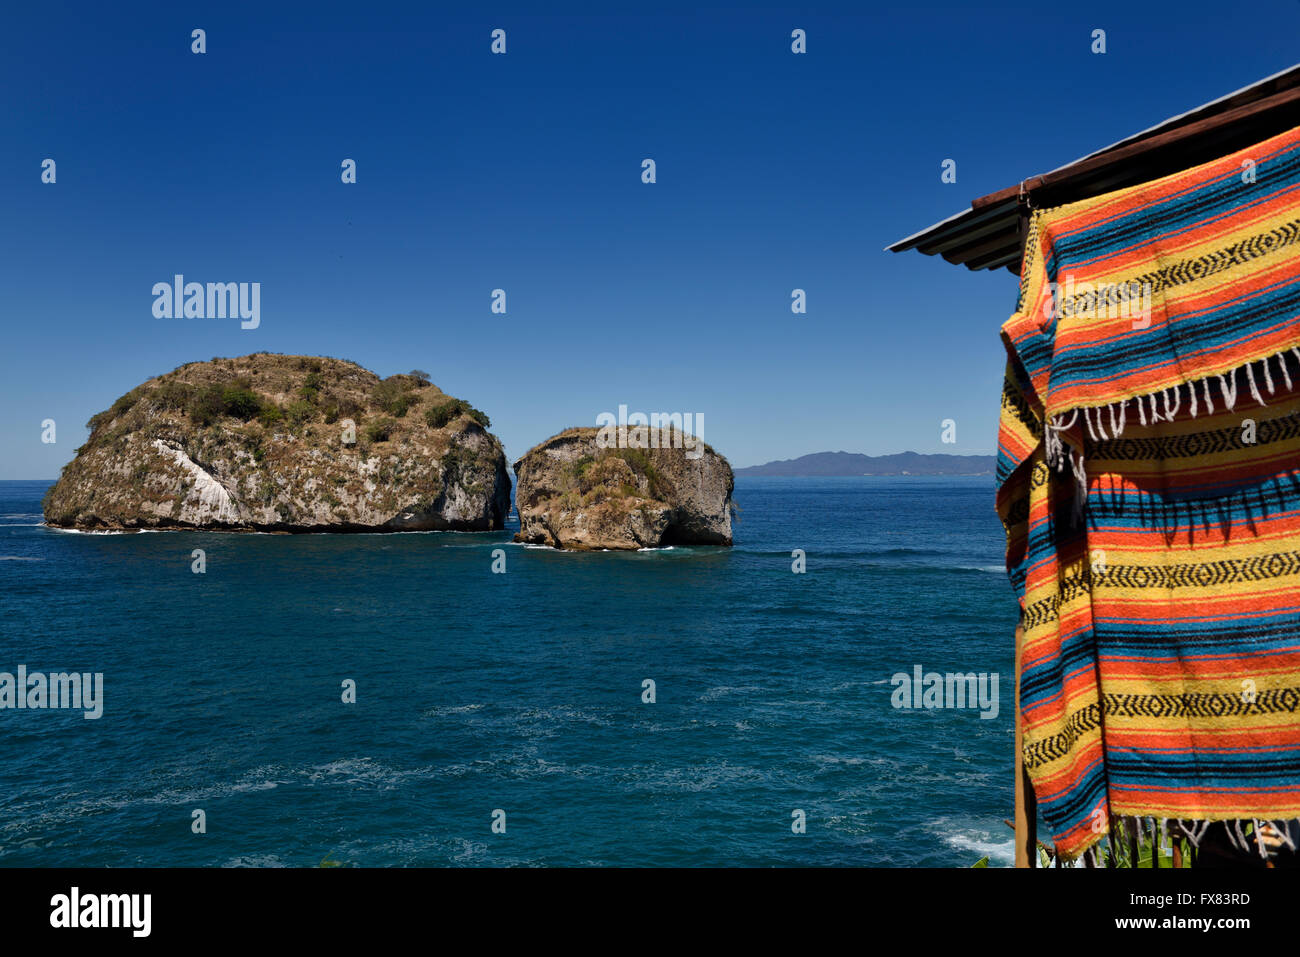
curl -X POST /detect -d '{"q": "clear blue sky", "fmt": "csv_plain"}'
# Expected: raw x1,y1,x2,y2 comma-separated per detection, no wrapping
3,1,1296,478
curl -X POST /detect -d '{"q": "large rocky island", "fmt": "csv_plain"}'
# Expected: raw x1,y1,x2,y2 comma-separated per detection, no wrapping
43,354,511,532
513,427,734,550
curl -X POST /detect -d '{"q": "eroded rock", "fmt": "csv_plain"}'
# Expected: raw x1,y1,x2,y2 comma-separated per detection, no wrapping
43,354,510,532
512,427,734,550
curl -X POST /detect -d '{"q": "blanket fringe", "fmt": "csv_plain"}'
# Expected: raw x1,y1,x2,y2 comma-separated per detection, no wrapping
1042,347,1300,520
1058,815,1300,866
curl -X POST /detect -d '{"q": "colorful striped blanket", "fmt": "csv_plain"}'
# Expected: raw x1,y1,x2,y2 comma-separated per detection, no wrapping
996,124,1300,862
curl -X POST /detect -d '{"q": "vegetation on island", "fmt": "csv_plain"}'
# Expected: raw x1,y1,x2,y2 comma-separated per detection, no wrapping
43,353,509,531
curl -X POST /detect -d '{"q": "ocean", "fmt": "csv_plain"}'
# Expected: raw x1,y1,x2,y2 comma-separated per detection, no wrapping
0,476,1019,867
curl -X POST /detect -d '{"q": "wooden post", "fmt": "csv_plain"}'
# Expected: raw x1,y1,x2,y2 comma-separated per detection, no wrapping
1013,622,1037,867
1012,208,1036,869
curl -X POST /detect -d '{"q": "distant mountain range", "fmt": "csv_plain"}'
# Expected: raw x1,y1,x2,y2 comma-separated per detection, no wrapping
735,451,996,477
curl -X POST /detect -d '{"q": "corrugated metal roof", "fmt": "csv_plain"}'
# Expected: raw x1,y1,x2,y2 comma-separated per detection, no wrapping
887,63,1300,274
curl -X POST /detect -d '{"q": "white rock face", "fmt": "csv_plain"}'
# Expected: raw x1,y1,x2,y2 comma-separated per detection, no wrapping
151,440,241,525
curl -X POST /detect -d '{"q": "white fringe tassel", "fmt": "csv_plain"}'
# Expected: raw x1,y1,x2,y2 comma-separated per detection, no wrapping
1042,350,1296,458
1040,348,1294,522
1073,816,1299,866
1038,349,1298,524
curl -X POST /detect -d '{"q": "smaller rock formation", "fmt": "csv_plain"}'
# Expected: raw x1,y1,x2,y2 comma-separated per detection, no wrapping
513,427,734,550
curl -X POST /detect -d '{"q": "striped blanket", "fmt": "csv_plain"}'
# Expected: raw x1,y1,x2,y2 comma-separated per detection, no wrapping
996,124,1300,862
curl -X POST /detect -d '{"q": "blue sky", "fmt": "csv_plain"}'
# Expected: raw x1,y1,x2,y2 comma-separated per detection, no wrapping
3,1,1297,478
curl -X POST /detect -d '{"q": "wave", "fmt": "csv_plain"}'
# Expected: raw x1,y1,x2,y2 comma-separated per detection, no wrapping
420,703,485,717
224,854,288,868
937,822,1015,867
45,526,131,535
41,525,509,537
336,834,492,867
698,685,763,702
0,768,290,840
512,543,688,556
305,757,434,790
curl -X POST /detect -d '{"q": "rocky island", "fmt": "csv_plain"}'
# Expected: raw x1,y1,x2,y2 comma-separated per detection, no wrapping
42,354,511,532
512,427,734,550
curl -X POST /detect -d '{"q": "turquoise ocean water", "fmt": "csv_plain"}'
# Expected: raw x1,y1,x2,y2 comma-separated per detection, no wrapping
0,476,1018,867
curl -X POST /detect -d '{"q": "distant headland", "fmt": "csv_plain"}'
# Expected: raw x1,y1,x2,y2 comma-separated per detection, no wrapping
736,451,996,477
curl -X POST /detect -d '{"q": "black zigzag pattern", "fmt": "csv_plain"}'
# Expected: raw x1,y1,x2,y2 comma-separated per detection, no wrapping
1094,410,1300,462
1023,547,1300,628
1001,373,1040,434
1015,214,1041,312
1024,703,1101,769
1024,688,1300,771
1022,570,1092,629
1103,687,1300,719
1096,552,1300,589
1059,217,1300,318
